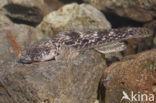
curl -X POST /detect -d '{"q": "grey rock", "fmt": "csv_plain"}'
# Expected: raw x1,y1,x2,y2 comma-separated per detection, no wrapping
0,0,7,9
85,0,156,22
8,0,63,13
37,3,111,36
0,19,44,64
0,13,12,25
0,0,61,13
0,50,106,103
1,3,44,26
0,0,63,26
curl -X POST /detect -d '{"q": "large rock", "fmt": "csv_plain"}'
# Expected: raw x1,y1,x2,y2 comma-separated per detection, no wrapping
85,0,156,22
144,20,156,48
9,0,63,12
0,13,12,24
0,50,106,103
0,0,63,26
0,19,44,64
99,49,156,103
0,0,7,9
0,0,63,13
37,3,111,36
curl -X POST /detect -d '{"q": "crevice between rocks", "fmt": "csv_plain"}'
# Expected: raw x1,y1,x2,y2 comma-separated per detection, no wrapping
104,11,146,28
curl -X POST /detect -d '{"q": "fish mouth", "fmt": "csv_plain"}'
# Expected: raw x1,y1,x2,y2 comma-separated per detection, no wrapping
17,55,32,64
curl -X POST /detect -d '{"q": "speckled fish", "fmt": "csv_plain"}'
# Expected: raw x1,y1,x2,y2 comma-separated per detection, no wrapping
18,27,153,63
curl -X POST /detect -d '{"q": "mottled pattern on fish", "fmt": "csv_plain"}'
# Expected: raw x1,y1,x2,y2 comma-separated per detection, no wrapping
18,27,153,63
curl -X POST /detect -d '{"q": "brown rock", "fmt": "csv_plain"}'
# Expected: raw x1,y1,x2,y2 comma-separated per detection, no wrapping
85,0,156,22
0,50,106,103
123,37,153,56
99,49,156,103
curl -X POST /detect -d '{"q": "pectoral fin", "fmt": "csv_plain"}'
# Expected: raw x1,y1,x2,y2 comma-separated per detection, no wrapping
95,42,126,54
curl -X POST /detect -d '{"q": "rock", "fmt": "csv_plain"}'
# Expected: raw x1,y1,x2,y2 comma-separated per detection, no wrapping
0,0,7,9
154,35,156,48
98,49,156,103
123,38,140,55
85,0,156,22
123,37,153,56
43,0,64,11
0,50,106,103
1,3,44,26
144,20,156,48
0,0,63,26
8,0,63,13
0,19,44,64
0,13,12,25
144,20,156,31
37,3,111,36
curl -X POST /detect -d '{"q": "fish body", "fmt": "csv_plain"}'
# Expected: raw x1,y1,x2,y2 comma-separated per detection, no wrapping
18,27,153,63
